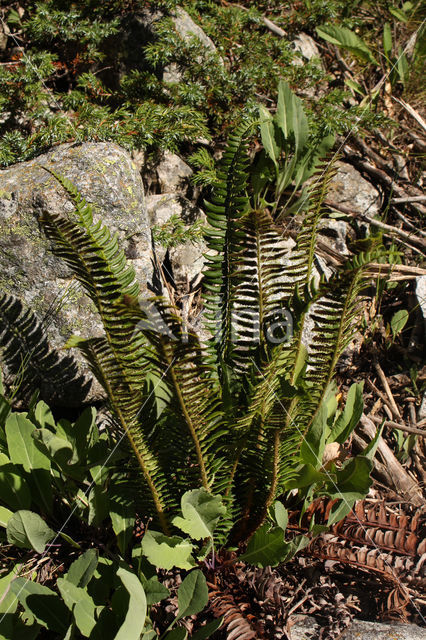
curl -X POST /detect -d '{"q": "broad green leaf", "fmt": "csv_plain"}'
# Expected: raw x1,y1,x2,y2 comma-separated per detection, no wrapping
88,485,109,526
273,501,288,532
259,105,279,168
0,394,11,429
0,452,31,510
299,133,336,184
316,25,378,65
363,424,383,461
142,576,170,606
164,628,187,640
110,501,135,555
329,382,364,444
345,78,366,96
141,530,196,570
164,627,188,640
330,456,373,501
32,428,73,465
4,412,52,514
327,498,355,526
7,510,55,553
177,570,208,620
115,566,147,640
0,565,20,616
10,577,69,633
383,22,392,61
59,531,82,549
282,534,310,562
396,49,409,84
65,549,98,588
240,524,291,567
172,488,226,540
192,617,224,640
300,401,328,468
142,631,158,640
57,578,96,637
34,400,56,430
275,80,308,156
5,413,50,472
285,463,325,490
0,504,13,527
391,309,409,338
56,409,95,465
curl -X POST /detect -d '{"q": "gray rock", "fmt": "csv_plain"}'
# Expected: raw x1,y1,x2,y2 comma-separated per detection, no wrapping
290,615,426,640
163,6,221,83
146,193,207,289
156,151,193,194
0,142,151,404
172,7,217,54
327,161,381,217
0,21,8,52
415,275,426,322
318,219,350,255
291,32,322,63
418,390,426,422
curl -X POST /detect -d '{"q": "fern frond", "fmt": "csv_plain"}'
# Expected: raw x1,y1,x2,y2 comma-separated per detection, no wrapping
115,297,231,495
0,293,89,404
291,161,337,288
230,208,294,369
203,119,256,368
39,172,173,531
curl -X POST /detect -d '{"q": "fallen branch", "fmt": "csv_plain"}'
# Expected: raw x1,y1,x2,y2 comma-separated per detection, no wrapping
369,414,426,438
358,415,424,506
324,197,426,252
221,1,287,37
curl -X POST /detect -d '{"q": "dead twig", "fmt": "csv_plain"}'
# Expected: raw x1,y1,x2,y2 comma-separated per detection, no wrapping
392,97,426,133
366,379,400,420
221,1,287,37
374,361,402,419
369,414,426,437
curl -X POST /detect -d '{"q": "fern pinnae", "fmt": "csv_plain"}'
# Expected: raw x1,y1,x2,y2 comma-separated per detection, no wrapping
301,251,380,435
116,299,229,493
203,118,257,370
39,172,173,530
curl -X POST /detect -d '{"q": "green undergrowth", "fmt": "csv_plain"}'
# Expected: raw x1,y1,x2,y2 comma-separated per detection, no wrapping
0,0,419,166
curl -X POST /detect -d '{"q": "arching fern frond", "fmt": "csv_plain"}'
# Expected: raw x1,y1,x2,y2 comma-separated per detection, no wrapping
39,171,171,532
0,293,90,405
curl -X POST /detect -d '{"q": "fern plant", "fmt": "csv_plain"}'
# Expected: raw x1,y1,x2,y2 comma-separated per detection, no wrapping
37,87,386,552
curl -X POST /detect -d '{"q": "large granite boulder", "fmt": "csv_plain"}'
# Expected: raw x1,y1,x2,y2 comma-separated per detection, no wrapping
0,142,151,404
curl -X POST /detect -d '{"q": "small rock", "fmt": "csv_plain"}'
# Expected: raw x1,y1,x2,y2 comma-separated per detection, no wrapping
318,219,350,255
172,7,218,54
146,193,206,288
291,32,322,63
290,615,426,640
418,391,426,422
163,6,221,83
169,242,206,289
156,151,193,194
415,275,426,322
327,161,381,217
0,21,9,52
